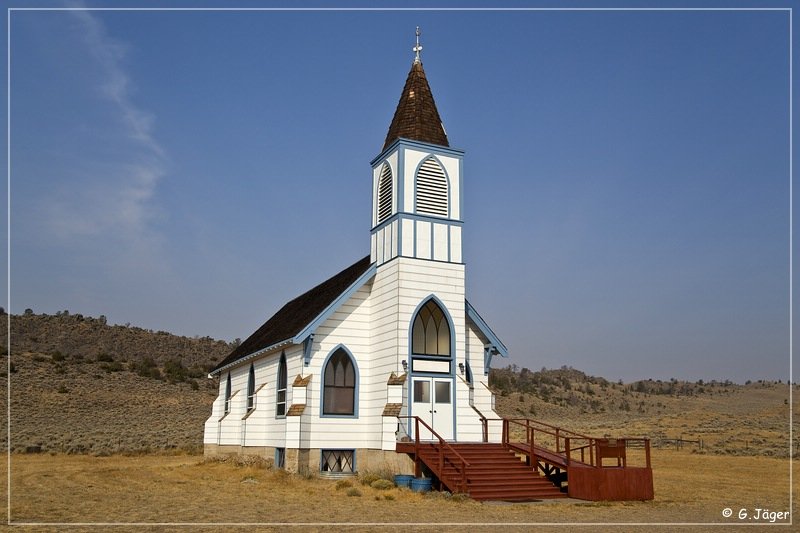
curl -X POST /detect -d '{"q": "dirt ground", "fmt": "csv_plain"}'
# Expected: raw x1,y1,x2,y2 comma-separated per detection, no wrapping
2,449,795,532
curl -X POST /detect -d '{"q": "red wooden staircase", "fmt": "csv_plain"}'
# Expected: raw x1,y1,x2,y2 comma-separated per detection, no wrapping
396,416,654,502
414,441,566,501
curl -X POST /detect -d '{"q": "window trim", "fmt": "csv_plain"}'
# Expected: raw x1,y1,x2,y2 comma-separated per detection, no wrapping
319,345,359,419
223,373,232,415
413,155,451,218
409,296,454,360
376,162,394,224
246,363,256,412
276,352,287,418
320,449,356,474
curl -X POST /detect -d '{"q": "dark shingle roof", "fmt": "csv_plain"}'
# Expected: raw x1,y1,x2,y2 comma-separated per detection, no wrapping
212,255,373,373
383,61,449,150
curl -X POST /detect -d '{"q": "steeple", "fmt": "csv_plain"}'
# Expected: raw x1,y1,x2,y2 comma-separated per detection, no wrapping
383,28,449,150
370,28,463,268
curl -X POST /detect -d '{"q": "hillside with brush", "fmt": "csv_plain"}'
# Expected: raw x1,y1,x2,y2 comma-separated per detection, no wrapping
1,310,234,454
0,311,795,458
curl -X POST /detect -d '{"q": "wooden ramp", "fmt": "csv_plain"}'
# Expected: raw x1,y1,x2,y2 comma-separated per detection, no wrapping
396,416,654,502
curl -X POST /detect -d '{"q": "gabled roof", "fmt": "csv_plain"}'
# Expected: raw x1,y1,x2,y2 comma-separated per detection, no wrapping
383,61,449,150
466,300,509,358
212,256,374,374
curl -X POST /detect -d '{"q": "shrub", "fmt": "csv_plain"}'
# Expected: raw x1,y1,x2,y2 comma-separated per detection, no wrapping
359,472,381,486
57,385,68,394
346,487,362,497
164,358,188,383
96,352,114,363
370,479,394,490
51,351,65,362
335,479,353,490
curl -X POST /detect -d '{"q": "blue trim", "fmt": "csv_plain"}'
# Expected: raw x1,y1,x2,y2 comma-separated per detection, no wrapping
276,352,287,419
407,295,458,440
376,254,466,270
371,207,464,233
302,334,314,367
292,263,377,344
465,300,509,358
408,295,457,361
397,146,405,215
458,156,464,222
319,344,360,419
412,154,452,219
375,161,396,227
370,138,464,167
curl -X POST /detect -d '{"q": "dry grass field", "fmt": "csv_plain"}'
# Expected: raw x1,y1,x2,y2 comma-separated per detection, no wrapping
2,450,794,531
1,312,796,530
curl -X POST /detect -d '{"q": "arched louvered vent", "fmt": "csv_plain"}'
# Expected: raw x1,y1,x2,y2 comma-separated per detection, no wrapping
377,163,393,223
415,158,448,217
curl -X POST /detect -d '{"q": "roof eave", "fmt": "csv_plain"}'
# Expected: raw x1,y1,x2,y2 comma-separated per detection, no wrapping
208,338,294,377
370,137,464,167
465,299,509,357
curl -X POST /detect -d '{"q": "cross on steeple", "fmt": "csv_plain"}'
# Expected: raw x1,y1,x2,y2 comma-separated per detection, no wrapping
413,26,422,64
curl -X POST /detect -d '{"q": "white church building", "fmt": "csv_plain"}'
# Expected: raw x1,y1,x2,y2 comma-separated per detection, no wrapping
204,35,508,475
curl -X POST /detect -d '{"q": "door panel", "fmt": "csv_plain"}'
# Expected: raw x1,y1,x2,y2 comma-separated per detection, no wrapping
411,377,454,440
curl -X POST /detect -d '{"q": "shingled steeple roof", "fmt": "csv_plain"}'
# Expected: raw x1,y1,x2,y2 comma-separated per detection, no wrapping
383,60,449,150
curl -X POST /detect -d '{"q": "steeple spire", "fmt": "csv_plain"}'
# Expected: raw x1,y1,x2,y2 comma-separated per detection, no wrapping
382,27,449,150
413,26,422,64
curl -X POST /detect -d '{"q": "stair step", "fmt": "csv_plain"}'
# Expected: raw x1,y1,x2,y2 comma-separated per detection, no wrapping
403,442,566,501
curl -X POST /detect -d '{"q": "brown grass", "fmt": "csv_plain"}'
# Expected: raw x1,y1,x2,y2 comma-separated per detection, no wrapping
2,450,795,530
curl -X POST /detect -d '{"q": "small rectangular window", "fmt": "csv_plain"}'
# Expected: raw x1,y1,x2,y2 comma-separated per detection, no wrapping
275,448,286,469
413,380,430,403
435,381,451,404
276,389,286,417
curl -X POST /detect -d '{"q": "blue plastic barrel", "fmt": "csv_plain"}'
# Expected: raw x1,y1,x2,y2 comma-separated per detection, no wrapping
410,477,432,492
394,474,414,488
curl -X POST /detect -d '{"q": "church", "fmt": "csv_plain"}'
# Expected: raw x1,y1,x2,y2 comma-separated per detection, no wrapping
203,31,507,474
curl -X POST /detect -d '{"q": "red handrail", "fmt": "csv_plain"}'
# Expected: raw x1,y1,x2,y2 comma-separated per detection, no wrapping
396,415,471,493
482,416,651,471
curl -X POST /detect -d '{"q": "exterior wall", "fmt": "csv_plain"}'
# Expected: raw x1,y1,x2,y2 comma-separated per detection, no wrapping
302,281,375,450
292,448,414,475
203,345,304,449
463,320,502,442
371,142,464,266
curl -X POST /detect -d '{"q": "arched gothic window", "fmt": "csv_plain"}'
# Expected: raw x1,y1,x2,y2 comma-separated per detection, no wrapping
246,364,256,412
377,163,393,224
415,158,448,217
224,373,232,414
412,299,451,356
276,354,287,417
323,348,356,415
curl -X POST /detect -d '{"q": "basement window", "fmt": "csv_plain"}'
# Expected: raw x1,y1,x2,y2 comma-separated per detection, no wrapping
320,450,354,473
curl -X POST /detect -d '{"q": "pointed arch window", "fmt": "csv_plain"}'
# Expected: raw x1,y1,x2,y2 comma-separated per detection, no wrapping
377,163,393,224
276,354,287,417
323,348,356,416
246,364,256,412
415,158,448,217
224,373,232,414
412,299,451,356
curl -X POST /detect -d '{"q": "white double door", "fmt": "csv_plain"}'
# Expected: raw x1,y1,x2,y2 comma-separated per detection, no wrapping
411,376,454,440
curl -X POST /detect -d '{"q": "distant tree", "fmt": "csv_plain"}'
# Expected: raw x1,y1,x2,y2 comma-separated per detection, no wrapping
23,308,33,316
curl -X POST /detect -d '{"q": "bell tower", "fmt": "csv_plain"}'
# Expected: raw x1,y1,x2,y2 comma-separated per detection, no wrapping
370,28,464,267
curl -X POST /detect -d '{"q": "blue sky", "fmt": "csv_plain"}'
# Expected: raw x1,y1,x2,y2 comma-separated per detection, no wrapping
4,3,793,383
